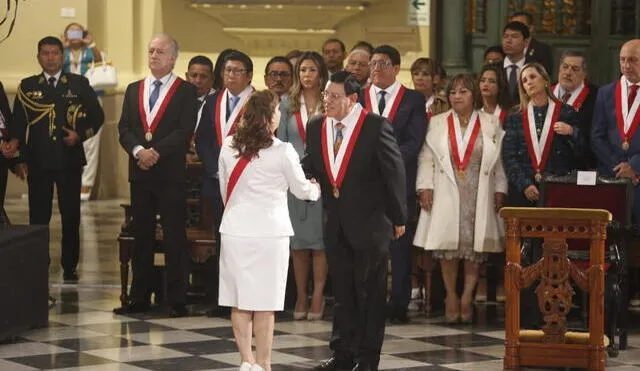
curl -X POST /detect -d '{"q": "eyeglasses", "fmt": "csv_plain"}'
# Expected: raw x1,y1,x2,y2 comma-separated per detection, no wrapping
267,71,292,78
322,91,346,101
224,67,248,76
368,60,392,70
348,60,369,68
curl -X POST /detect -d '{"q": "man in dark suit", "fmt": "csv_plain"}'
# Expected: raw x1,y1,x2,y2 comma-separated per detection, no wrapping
502,21,534,105
592,39,640,223
0,81,16,225
5,36,103,279
115,33,197,318
195,50,255,317
510,11,554,75
358,45,426,324
552,51,598,169
306,71,407,371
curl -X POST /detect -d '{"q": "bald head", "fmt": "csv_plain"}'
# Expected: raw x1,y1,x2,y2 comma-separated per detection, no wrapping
621,39,640,83
148,33,178,78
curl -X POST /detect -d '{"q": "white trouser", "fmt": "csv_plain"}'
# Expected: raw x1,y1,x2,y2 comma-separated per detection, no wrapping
82,126,102,188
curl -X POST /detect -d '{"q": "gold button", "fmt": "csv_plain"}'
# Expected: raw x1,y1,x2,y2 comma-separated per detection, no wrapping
52,136,56,141
440,169,444,173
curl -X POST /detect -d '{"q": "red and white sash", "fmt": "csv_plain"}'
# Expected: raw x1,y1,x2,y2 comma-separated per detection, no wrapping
448,111,480,173
294,94,310,145
321,107,367,194
552,81,590,111
137,77,183,137
364,83,406,123
615,77,640,147
225,155,251,204
522,100,562,176
214,87,253,147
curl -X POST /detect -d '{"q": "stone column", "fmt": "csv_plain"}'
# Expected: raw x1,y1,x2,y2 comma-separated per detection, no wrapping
440,0,469,75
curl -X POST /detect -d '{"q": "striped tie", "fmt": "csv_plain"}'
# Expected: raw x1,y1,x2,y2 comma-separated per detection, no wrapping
333,122,345,158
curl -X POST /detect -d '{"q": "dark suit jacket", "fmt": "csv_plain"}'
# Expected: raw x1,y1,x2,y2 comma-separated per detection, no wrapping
502,103,580,197
0,81,14,166
118,77,197,184
528,38,554,75
591,81,640,175
572,83,599,169
11,73,104,170
302,111,407,252
358,85,426,209
194,90,224,200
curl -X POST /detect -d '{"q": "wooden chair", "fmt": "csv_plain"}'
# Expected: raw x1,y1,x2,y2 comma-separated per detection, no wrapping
500,207,610,371
539,173,632,353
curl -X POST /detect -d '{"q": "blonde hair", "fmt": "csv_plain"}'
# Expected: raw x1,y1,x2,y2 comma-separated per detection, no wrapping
517,62,560,111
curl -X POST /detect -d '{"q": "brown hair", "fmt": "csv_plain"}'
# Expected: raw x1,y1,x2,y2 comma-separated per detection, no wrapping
410,57,437,76
478,63,513,111
289,51,328,114
518,62,560,111
445,74,483,110
232,90,278,159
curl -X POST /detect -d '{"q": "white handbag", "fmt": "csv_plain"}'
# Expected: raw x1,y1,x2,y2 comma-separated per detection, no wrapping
84,52,118,89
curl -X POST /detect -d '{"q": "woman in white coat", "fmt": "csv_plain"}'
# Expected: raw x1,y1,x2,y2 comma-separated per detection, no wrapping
218,90,320,371
413,74,507,323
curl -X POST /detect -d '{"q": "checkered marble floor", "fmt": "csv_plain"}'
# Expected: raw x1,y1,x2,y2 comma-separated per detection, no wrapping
3,197,640,370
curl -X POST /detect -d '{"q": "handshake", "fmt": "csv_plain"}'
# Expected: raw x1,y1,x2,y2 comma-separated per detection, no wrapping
137,147,160,170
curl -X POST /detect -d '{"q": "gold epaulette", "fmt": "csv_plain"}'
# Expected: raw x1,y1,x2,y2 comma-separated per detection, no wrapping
17,84,56,136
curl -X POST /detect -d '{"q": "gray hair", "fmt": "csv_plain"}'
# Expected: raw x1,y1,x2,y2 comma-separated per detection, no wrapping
559,50,587,71
150,33,179,58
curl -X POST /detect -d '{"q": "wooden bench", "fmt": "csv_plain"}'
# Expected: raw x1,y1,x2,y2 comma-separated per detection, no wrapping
117,162,216,306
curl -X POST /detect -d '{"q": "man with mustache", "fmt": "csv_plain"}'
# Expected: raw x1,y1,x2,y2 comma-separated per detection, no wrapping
264,56,293,99
551,51,598,169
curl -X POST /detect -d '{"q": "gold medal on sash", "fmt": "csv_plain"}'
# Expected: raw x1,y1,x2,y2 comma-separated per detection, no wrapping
456,169,466,180
145,131,153,141
534,172,542,183
622,140,630,151
332,186,339,199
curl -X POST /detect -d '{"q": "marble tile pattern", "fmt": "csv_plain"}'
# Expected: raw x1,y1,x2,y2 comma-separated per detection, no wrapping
2,198,640,370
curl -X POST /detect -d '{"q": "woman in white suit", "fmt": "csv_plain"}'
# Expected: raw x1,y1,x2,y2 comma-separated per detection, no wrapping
413,74,507,324
218,90,320,371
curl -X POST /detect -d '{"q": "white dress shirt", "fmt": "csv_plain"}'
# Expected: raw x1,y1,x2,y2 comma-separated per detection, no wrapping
44,70,63,87
503,56,526,82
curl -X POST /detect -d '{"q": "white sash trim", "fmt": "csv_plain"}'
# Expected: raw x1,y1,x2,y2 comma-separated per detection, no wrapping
219,85,253,138
425,95,435,112
299,94,309,129
452,111,479,161
325,104,363,178
621,76,640,132
526,100,556,164
369,81,402,117
144,73,177,130
553,81,585,107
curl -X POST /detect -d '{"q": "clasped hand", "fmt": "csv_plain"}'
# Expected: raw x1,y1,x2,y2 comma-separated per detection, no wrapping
613,162,636,180
1,138,18,158
137,148,160,170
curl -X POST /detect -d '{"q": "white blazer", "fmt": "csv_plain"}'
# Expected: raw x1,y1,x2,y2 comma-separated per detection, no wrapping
413,110,508,253
218,136,320,238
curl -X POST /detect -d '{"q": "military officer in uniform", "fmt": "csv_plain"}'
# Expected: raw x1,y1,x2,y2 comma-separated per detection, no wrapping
5,36,104,281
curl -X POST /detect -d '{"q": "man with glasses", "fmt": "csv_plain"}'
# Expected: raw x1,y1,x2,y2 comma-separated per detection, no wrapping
552,51,598,169
345,48,371,88
359,44,427,325
264,56,293,99
195,50,255,318
322,38,346,78
306,70,406,371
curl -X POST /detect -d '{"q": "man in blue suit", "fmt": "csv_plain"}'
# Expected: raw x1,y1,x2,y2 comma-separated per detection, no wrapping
358,45,427,323
592,39,640,223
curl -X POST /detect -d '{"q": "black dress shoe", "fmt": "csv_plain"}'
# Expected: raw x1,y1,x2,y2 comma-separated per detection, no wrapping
352,363,372,371
206,305,231,317
391,308,409,324
313,356,338,371
113,302,150,315
169,304,188,318
63,271,79,281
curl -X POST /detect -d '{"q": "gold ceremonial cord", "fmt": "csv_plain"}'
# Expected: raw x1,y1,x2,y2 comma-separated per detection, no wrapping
17,85,56,136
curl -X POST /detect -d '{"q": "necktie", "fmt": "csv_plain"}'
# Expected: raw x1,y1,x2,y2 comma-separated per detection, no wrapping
629,85,639,105
333,122,345,158
378,91,387,114
561,92,571,104
508,65,519,104
227,95,240,121
149,80,162,110
48,77,56,89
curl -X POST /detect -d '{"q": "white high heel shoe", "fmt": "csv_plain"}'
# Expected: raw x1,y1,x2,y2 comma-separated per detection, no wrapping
239,362,253,371
250,364,265,371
